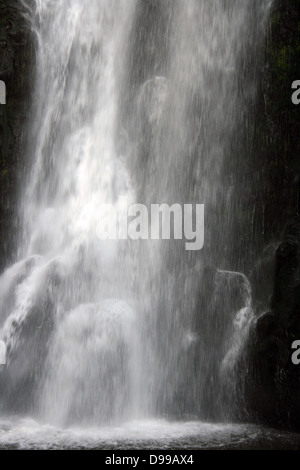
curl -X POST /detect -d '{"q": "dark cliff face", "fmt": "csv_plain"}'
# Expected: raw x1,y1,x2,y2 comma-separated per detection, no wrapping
242,217,300,429
0,1,35,271
230,0,300,274
239,0,300,429
252,0,300,248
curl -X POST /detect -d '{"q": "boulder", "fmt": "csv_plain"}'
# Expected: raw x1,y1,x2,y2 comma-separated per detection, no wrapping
242,216,300,428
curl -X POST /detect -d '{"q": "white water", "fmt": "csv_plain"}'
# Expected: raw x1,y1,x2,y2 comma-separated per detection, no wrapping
0,0,272,434
0,417,296,450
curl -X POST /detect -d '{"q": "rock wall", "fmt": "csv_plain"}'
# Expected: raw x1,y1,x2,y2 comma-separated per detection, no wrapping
0,1,35,271
239,0,300,429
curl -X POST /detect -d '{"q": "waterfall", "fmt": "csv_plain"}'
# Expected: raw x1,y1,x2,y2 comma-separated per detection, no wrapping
0,0,272,427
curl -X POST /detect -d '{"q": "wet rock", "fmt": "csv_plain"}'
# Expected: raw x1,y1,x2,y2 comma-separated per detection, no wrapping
243,216,300,429
0,1,35,272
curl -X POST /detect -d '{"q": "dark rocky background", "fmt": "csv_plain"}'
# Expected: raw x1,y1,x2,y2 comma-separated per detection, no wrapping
0,0,300,429
0,0,34,272
232,0,300,430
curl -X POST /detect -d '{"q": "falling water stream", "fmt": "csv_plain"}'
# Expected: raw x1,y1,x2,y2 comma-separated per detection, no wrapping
1,0,293,450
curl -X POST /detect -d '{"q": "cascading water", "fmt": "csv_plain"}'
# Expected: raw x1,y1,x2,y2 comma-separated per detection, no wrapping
0,0,273,435
0,0,139,425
